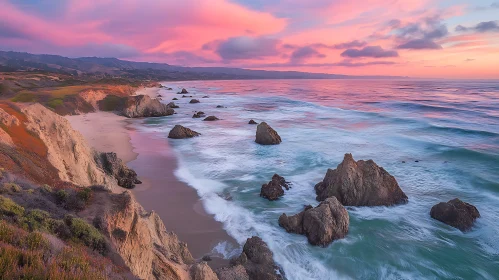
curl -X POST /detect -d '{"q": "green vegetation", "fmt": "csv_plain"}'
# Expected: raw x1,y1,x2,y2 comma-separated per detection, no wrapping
46,98,64,109
0,221,109,279
24,209,51,231
0,182,22,194
0,196,25,217
55,189,69,204
64,215,107,254
11,92,37,102
98,95,125,111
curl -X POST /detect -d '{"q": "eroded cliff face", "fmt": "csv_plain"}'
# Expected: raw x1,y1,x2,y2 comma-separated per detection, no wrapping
18,103,118,189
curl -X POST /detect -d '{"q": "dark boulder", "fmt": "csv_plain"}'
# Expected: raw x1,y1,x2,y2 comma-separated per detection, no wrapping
167,102,179,109
202,96,209,98
315,153,408,206
260,174,290,201
121,95,174,118
192,111,206,118
216,105,225,108
430,198,480,231
97,152,142,189
203,116,219,121
181,88,188,94
172,97,178,100
279,197,349,246
217,236,284,280
249,119,258,125
190,99,200,104
255,122,281,145
168,125,201,139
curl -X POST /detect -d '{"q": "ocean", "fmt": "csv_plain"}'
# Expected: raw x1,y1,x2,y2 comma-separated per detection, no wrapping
131,79,499,279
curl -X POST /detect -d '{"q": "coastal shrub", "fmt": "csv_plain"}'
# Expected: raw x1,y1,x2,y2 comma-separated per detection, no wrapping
23,209,51,231
46,98,64,109
77,187,92,204
0,196,25,217
11,92,37,102
0,182,22,194
41,184,53,193
98,95,125,111
55,189,68,204
64,215,108,254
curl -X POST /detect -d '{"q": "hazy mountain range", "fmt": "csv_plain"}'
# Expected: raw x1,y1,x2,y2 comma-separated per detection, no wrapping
0,51,406,80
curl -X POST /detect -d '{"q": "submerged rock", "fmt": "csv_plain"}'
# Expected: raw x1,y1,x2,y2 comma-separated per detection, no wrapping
97,152,142,189
279,197,349,246
217,236,284,280
248,119,258,125
172,97,178,100
203,116,219,121
315,153,408,206
260,174,290,201
168,125,200,139
192,111,206,118
190,99,200,104
202,96,209,98
181,88,189,94
216,105,225,108
255,122,281,145
122,95,174,118
167,102,179,109
430,198,480,231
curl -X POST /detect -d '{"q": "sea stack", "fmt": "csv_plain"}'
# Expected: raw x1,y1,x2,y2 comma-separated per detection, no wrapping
430,198,480,231
260,174,290,201
315,153,408,206
168,125,201,139
278,197,349,246
255,122,281,145
121,95,174,118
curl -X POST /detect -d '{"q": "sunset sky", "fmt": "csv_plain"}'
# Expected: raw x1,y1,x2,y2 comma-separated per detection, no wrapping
1,0,498,78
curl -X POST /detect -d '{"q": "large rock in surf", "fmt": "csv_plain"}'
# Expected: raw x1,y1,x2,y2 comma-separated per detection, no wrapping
181,88,189,94
190,99,200,104
217,236,284,280
260,174,290,201
315,153,408,206
97,152,142,189
122,95,174,118
255,122,281,145
168,125,200,139
249,119,258,125
203,116,219,121
193,111,206,118
167,102,179,108
279,197,349,246
430,198,480,231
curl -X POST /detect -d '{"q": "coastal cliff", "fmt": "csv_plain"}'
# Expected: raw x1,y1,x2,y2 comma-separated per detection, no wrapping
0,101,217,279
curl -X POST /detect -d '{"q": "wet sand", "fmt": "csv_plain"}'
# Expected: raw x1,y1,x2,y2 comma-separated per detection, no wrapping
66,109,237,268
127,127,237,266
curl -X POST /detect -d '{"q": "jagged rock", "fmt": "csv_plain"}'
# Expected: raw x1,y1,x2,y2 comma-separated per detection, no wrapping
122,95,174,118
217,237,284,280
430,198,480,231
260,174,290,201
203,116,219,121
190,99,200,104
248,120,258,125
190,262,218,280
97,152,142,189
192,111,206,118
167,102,179,109
279,197,349,246
168,125,201,139
0,108,20,126
255,122,281,145
181,88,188,94
315,153,408,206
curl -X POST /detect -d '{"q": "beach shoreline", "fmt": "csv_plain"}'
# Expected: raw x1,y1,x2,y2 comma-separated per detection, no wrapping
65,96,236,268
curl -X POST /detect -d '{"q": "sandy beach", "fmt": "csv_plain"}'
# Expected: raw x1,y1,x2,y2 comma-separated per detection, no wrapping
65,100,236,267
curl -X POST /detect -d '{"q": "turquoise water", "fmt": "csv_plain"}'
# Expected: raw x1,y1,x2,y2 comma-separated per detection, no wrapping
133,79,499,279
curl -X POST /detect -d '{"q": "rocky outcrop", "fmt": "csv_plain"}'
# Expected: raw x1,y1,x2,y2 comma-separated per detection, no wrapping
84,190,196,280
122,95,174,118
79,89,107,111
168,125,201,139
97,152,142,189
248,120,258,125
255,122,281,145
19,103,118,188
181,88,188,94
0,107,20,126
203,116,219,121
192,112,206,118
217,236,284,280
190,262,218,280
279,197,349,246
167,102,179,109
315,154,408,206
189,99,200,104
260,174,290,201
430,198,480,231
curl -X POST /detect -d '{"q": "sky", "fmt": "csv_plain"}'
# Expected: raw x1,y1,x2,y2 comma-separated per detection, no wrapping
0,0,498,78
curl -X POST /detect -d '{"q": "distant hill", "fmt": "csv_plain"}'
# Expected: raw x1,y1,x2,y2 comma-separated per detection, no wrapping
0,51,405,80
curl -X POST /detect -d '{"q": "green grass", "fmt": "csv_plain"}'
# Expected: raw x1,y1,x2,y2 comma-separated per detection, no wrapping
46,98,64,109
11,92,37,102
0,196,25,217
